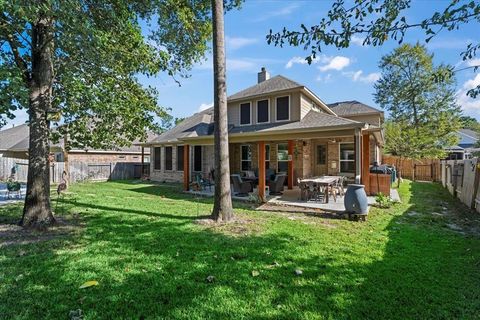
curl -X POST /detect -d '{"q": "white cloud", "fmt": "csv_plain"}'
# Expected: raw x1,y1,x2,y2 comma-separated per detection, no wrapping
344,70,381,83
226,36,259,50
316,73,332,83
285,55,332,69
318,56,351,72
198,102,213,112
457,74,480,116
466,58,480,68
227,59,257,71
254,3,300,22
351,35,366,46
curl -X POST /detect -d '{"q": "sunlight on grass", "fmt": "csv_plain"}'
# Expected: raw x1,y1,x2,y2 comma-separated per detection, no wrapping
1,180,479,319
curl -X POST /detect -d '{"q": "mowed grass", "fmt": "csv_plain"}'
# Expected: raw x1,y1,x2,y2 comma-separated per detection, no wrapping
1,180,479,319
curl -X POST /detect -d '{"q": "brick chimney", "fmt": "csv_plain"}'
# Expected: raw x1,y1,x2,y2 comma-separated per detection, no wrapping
257,67,270,83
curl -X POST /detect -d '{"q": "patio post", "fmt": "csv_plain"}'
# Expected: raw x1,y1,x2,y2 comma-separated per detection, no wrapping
362,133,370,194
258,141,266,202
183,144,190,191
288,140,294,189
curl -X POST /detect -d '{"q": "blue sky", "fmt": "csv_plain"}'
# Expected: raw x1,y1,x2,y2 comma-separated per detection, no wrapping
7,0,480,127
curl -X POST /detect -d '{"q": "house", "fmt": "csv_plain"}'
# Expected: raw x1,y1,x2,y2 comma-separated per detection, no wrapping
142,68,385,199
445,129,479,160
0,123,152,163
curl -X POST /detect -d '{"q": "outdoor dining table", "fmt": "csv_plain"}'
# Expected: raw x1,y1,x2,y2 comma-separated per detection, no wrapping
299,176,342,203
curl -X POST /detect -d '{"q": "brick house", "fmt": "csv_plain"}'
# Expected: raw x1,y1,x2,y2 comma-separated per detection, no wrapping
142,68,385,198
0,124,151,163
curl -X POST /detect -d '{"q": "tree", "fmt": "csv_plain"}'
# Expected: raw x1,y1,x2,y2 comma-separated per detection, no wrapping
0,0,220,228
266,0,480,99
377,44,461,182
211,0,233,222
460,115,480,131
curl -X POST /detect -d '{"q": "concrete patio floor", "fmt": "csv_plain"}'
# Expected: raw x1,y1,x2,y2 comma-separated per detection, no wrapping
186,185,401,213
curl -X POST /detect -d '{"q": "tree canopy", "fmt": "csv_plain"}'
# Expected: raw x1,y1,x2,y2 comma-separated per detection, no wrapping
267,0,480,99
377,44,461,159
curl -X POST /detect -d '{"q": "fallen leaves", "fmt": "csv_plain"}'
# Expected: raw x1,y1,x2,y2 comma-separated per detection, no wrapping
79,280,99,289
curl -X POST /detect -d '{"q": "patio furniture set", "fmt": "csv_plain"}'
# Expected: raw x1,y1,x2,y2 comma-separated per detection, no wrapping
298,175,346,203
231,170,287,197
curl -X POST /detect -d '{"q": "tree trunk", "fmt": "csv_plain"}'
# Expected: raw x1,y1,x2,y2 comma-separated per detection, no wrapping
20,17,55,228
211,0,233,221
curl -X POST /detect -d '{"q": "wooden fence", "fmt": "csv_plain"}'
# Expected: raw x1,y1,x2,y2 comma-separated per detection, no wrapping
441,159,480,213
382,155,441,182
0,157,148,184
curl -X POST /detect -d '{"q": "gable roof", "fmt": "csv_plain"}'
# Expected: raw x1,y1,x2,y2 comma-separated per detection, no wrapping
228,75,303,101
458,128,479,146
327,100,382,116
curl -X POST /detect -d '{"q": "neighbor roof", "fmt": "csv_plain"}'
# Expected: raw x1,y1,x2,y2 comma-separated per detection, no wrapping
147,107,214,144
0,123,151,153
228,75,303,101
327,100,382,116
458,129,479,147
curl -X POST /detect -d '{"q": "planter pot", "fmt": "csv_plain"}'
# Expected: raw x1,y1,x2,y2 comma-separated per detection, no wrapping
344,184,368,214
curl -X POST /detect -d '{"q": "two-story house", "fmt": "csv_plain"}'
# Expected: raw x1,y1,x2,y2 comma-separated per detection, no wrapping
143,68,384,197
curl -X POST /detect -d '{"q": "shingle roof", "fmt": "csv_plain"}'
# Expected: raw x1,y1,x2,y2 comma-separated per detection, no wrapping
457,129,479,147
327,100,382,116
0,123,151,153
228,75,303,101
149,107,215,144
228,110,363,135
0,124,30,151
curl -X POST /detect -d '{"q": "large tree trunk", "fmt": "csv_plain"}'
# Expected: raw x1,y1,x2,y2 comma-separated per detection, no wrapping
211,0,233,221
20,17,55,228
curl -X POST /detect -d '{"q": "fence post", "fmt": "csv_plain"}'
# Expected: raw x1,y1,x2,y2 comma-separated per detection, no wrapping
471,161,480,209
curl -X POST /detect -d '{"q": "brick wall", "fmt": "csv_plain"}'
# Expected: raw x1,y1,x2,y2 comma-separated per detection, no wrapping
68,153,144,163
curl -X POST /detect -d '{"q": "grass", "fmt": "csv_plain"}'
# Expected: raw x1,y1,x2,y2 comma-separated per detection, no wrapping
1,180,479,319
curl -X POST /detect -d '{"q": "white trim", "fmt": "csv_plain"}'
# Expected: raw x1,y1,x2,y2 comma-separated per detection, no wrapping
256,98,270,124
240,144,252,171
239,101,252,126
275,95,291,122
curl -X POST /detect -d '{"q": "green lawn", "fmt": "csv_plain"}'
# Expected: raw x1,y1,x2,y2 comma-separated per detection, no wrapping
1,181,479,319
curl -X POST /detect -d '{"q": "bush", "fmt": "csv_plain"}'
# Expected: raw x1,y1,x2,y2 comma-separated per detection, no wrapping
375,192,395,208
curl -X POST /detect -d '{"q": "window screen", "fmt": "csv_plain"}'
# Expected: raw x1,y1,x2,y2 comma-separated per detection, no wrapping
165,146,172,170
194,146,202,172
240,102,251,125
257,100,269,123
154,147,161,170
276,96,289,121
177,146,184,171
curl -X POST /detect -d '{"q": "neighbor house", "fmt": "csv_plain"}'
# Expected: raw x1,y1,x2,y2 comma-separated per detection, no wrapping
445,128,479,160
0,123,152,163
142,68,385,198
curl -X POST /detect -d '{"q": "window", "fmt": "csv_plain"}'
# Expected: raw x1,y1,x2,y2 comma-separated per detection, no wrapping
339,143,355,173
240,102,251,125
241,145,252,171
277,143,289,172
316,145,326,165
177,145,184,171
257,99,269,123
276,96,289,121
165,146,173,171
265,144,271,169
154,147,161,170
194,146,202,172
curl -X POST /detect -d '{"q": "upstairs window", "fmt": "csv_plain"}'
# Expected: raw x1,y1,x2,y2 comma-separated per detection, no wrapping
257,99,269,123
165,146,173,171
154,147,161,170
276,96,290,121
240,102,251,125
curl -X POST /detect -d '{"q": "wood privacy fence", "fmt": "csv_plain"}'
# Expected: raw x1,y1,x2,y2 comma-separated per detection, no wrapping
441,159,480,213
382,155,441,182
0,157,149,183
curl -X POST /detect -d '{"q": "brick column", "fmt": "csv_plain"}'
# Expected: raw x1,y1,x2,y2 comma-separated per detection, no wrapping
362,134,370,194
183,144,190,191
288,140,294,189
258,141,266,202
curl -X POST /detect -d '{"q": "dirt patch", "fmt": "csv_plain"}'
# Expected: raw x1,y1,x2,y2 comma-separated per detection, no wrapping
0,214,84,248
195,215,262,236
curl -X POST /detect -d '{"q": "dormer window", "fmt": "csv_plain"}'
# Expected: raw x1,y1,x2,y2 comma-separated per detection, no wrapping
240,102,251,125
257,99,269,123
276,96,290,121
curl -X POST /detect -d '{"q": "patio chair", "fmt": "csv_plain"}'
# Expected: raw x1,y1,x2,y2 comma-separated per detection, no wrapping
268,174,286,195
231,174,253,196
298,178,310,201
